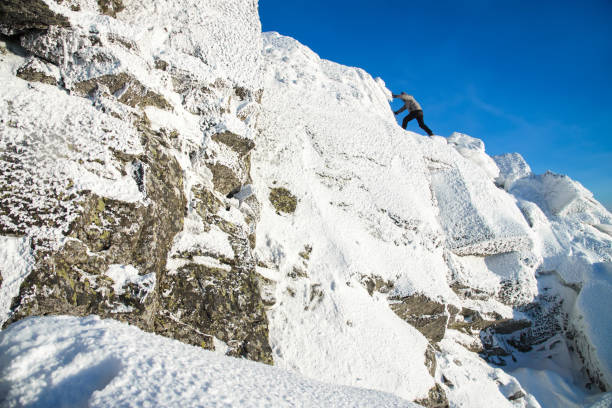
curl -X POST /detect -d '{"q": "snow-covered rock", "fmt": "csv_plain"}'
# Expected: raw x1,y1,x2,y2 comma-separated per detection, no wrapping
494,152,533,190
0,0,273,364
447,131,500,180
0,0,611,407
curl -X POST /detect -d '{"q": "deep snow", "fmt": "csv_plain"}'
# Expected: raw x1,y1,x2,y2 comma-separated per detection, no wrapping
0,315,418,408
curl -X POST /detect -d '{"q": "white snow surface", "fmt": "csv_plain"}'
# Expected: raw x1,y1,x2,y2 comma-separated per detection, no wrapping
494,152,533,190
570,262,612,390
0,39,145,219
255,32,442,401
104,264,155,300
0,0,611,406
0,236,35,326
437,331,541,408
0,315,418,408
253,30,612,405
447,132,500,180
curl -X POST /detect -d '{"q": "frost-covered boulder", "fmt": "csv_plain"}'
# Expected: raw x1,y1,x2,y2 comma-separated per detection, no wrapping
568,263,612,391
510,171,611,222
447,132,500,180
0,0,69,36
493,152,533,190
429,163,532,256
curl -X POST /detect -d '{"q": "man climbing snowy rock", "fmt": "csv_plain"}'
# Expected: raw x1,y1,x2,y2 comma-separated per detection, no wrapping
392,92,434,136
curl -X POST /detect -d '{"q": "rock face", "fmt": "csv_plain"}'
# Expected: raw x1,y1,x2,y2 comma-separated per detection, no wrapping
0,0,272,363
253,30,611,406
0,0,70,36
1,1,611,407
390,294,453,343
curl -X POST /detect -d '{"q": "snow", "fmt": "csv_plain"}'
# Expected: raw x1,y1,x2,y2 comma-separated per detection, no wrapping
437,331,540,408
510,171,611,222
493,153,533,190
167,217,235,273
503,330,605,408
0,236,35,326
429,162,532,256
1,0,611,406
254,31,449,401
251,29,612,404
0,315,418,408
447,132,500,180
570,263,612,390
0,35,145,241
104,264,155,299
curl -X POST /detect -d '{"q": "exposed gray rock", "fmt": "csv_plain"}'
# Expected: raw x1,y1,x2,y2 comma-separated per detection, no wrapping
1,0,273,371
207,163,242,196
508,390,526,401
449,307,523,334
5,119,186,332
212,131,255,156
424,344,437,377
16,57,57,85
415,383,449,408
390,294,450,343
97,0,124,18
72,73,172,111
269,187,297,214
360,274,394,296
0,0,70,36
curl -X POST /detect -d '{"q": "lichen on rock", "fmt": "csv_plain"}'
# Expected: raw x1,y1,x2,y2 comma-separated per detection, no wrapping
269,187,297,214
415,383,449,408
5,119,187,331
212,131,255,156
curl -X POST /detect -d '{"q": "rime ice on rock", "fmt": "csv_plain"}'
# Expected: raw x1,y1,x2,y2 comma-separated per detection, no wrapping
0,1,611,407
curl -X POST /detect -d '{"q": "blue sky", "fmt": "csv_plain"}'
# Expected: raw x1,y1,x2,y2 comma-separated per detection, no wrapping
259,0,612,210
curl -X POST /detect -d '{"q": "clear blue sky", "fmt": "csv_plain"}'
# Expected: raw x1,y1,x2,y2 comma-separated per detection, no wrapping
259,0,612,210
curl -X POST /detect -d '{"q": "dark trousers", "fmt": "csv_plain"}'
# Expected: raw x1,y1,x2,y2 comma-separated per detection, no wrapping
402,110,433,136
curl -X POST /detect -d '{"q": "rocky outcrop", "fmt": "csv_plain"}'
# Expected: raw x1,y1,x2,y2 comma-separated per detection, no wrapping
415,384,449,408
390,294,455,343
160,181,272,362
5,119,186,332
0,0,70,36
72,73,172,111
269,187,297,214
97,0,125,17
16,56,57,85
1,0,273,364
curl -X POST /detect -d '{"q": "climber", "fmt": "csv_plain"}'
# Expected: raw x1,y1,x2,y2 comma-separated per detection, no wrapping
391,92,434,136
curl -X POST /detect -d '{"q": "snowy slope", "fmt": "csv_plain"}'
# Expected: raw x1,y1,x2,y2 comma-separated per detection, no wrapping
252,32,533,405
253,31,612,406
1,0,611,407
0,315,417,408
